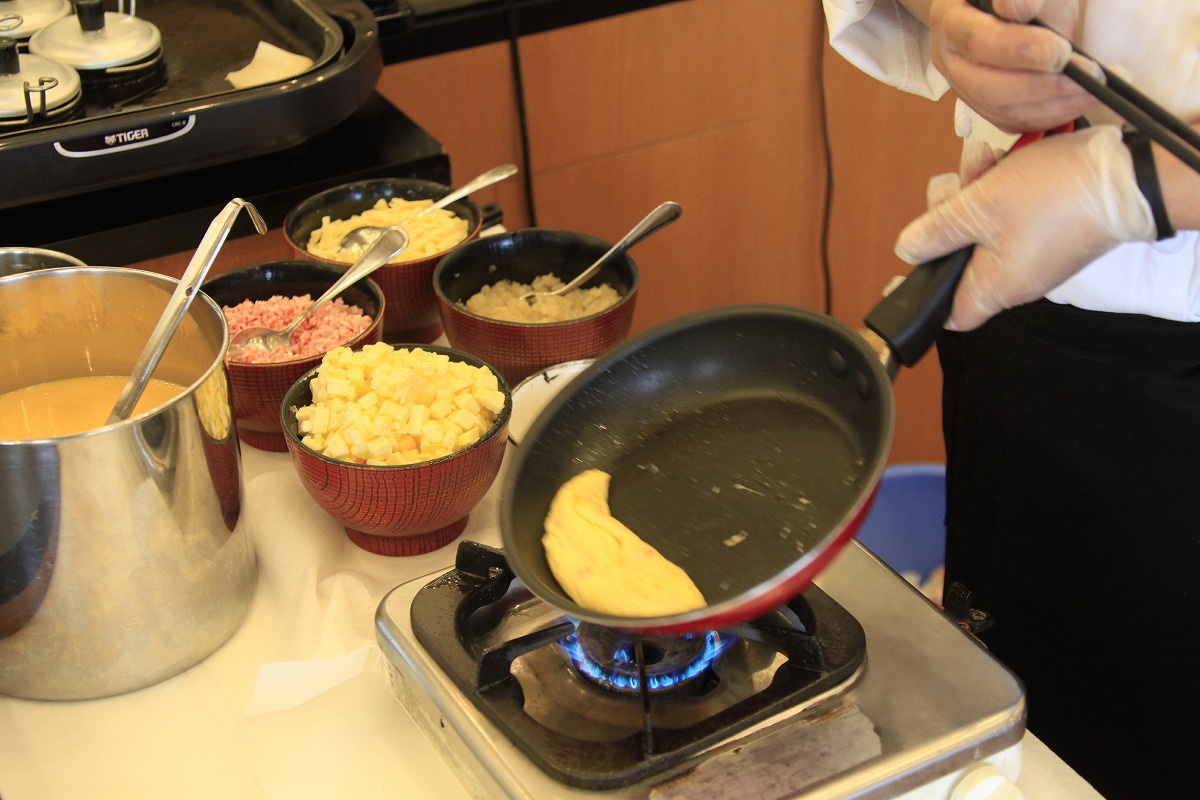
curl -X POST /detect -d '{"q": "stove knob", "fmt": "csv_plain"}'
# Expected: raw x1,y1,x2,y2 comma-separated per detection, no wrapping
949,763,1024,800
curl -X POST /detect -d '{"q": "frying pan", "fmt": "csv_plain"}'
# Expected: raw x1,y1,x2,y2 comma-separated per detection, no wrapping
500,249,970,634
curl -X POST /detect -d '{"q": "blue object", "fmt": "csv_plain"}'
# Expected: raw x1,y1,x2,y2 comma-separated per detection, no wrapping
855,463,946,583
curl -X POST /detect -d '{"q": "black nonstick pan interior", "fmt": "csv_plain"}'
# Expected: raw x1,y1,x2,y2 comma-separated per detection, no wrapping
500,303,896,632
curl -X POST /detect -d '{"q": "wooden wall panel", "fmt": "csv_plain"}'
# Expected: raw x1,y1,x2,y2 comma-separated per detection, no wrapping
129,0,960,463
381,0,830,336
529,123,823,330
127,230,295,280
822,47,962,463
516,0,828,329
518,1,800,168
376,43,531,229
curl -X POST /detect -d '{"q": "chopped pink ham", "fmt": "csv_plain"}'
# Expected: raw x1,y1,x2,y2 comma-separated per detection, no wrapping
222,295,372,364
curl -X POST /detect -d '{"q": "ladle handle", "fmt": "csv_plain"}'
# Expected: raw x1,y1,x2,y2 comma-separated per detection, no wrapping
281,227,410,337
557,201,683,295
415,163,518,222
107,198,267,424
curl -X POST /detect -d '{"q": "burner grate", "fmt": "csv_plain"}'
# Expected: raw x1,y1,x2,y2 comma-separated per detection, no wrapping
560,623,732,694
410,541,867,791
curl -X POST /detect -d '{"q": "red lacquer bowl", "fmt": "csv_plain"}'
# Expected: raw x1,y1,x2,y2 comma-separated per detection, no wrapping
283,177,483,344
433,228,639,386
279,345,512,556
202,261,385,452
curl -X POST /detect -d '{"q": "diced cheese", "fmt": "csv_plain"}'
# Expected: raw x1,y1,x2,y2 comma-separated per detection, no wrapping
407,404,429,437
294,343,504,465
477,387,507,415
421,419,445,445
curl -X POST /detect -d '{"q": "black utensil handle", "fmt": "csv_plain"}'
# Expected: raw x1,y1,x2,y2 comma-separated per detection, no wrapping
966,0,1200,175
863,246,972,367
966,0,1004,13
0,39,18,76
1061,63,1200,176
75,0,106,32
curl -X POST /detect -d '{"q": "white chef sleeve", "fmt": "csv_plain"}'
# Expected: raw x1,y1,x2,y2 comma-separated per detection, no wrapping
822,0,950,100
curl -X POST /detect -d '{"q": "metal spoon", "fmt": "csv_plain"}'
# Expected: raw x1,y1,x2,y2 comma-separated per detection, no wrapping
337,163,518,255
228,226,410,359
107,198,268,424
520,201,683,303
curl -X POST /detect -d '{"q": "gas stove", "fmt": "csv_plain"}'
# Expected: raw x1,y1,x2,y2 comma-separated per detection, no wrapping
376,538,1027,799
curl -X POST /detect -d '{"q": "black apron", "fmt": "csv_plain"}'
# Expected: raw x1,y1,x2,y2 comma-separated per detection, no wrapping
938,299,1200,800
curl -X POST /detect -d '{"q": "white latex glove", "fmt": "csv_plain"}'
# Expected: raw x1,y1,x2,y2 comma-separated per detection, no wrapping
926,0,1096,133
924,137,1003,208
894,125,1156,331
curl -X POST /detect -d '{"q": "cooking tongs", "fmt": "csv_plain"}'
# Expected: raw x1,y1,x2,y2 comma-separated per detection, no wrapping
968,0,1200,175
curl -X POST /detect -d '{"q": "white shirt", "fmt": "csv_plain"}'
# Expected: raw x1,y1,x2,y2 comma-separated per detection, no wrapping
822,0,1200,321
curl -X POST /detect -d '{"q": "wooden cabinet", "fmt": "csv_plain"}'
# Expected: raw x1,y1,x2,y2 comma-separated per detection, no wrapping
378,0,960,462
380,1,831,326
132,0,960,462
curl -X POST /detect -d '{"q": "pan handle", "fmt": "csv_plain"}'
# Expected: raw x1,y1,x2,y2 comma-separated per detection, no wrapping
863,246,972,368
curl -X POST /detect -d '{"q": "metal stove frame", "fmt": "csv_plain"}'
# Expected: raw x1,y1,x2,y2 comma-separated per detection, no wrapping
376,538,1027,800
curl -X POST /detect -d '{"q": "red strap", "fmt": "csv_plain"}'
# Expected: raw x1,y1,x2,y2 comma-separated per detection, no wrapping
1011,120,1077,152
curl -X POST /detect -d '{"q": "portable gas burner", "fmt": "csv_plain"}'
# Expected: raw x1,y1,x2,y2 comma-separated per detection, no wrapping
376,539,1028,800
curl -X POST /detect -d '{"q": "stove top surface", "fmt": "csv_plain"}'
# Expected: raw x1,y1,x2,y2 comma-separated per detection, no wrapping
376,539,1026,799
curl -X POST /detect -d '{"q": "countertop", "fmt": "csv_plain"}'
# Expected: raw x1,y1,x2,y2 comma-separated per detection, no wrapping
0,442,1105,800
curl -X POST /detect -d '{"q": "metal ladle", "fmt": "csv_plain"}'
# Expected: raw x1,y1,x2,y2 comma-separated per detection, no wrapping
519,201,683,303
107,198,267,425
228,227,410,359
337,163,518,256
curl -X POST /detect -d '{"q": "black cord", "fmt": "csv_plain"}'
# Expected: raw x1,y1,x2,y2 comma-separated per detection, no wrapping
814,9,834,316
504,0,538,227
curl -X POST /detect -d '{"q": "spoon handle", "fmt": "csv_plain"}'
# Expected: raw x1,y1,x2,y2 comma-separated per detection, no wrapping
282,227,411,337
556,201,683,296
414,163,518,222
107,198,267,424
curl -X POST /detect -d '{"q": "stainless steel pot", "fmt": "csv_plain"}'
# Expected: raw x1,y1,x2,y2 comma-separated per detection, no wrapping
0,267,256,700
0,245,85,277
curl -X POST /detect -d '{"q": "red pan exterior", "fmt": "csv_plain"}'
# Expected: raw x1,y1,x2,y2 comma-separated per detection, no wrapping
656,483,881,634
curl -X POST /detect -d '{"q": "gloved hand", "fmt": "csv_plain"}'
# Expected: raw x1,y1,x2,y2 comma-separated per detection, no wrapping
894,125,1157,331
926,0,1095,133
924,136,1004,209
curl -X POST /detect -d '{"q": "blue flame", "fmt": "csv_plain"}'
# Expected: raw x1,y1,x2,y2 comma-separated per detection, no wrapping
557,629,734,692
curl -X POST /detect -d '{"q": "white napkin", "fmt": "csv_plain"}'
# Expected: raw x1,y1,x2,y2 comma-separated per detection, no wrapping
226,42,315,90
243,645,372,716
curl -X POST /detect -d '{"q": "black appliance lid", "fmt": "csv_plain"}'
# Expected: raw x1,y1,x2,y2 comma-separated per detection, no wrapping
0,0,70,40
0,0,381,211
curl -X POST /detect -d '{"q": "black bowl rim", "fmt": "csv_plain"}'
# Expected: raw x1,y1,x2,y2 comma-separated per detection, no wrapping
201,260,386,368
432,227,640,329
279,343,514,471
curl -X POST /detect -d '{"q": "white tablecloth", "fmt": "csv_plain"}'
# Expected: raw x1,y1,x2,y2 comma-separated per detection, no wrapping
0,446,1103,799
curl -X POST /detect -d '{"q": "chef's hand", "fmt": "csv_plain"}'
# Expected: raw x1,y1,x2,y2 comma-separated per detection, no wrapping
893,125,1156,331
925,0,1096,132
